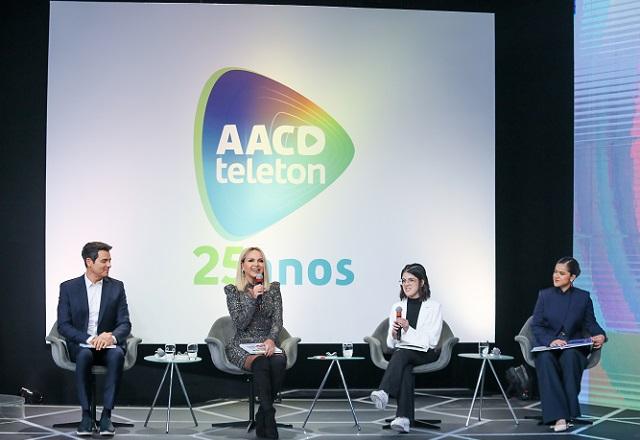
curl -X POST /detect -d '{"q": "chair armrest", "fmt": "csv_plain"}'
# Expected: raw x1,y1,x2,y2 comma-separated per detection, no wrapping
280,336,301,370
123,335,142,370
205,336,244,375
436,335,459,367
363,335,388,370
586,347,601,369
45,334,75,371
413,336,459,374
514,334,535,368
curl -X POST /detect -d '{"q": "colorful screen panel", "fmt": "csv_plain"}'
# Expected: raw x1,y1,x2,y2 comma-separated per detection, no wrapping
575,0,640,409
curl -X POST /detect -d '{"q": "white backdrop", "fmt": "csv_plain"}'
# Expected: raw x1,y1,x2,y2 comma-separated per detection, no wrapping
46,2,495,343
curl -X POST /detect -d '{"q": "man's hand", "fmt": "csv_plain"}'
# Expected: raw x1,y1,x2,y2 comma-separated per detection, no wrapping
591,334,606,349
92,332,114,350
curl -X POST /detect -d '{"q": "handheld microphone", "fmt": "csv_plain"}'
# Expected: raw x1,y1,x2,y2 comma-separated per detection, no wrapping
395,306,403,340
255,272,264,308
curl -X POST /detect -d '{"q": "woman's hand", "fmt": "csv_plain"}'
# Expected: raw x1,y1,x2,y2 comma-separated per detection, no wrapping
250,284,265,300
392,318,409,334
591,334,605,349
549,339,567,347
262,338,276,357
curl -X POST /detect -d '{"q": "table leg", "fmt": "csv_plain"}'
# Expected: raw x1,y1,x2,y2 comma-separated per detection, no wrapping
166,363,174,434
302,360,335,429
466,359,487,427
486,359,519,425
479,359,486,421
175,364,198,427
144,363,170,427
335,360,361,431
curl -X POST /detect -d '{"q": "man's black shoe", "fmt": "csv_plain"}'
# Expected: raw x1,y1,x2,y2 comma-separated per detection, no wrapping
99,415,115,436
76,415,93,436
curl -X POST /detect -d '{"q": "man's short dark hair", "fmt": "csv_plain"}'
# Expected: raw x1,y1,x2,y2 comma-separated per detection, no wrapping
82,242,112,267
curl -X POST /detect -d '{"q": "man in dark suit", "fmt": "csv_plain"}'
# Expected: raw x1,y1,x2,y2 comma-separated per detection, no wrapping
57,241,131,436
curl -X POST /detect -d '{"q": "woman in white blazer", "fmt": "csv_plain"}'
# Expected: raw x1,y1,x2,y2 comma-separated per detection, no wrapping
370,263,443,433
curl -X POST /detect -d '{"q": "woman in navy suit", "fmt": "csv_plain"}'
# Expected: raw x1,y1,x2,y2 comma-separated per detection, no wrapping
531,257,606,432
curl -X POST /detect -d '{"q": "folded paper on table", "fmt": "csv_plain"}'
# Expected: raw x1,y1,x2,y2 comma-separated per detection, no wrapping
531,338,593,352
240,343,283,354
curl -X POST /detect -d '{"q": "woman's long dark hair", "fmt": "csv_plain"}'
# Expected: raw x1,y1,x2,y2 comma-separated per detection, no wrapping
399,263,431,301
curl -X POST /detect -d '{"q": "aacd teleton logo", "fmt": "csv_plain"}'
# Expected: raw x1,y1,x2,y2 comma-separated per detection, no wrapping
194,68,355,239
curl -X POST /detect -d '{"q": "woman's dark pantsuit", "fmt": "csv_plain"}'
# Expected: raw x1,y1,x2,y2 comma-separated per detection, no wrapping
535,348,588,424
379,348,438,420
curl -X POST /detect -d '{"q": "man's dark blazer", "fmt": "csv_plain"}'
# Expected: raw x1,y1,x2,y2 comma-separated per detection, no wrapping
531,286,606,347
57,275,131,360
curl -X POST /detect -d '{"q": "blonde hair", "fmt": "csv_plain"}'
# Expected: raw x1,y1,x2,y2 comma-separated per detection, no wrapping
235,246,271,291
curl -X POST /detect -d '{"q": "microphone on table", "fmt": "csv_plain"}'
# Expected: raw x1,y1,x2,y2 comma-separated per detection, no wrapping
255,272,264,309
395,306,403,340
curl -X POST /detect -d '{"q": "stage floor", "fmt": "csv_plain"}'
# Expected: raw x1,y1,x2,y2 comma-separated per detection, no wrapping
1,389,638,439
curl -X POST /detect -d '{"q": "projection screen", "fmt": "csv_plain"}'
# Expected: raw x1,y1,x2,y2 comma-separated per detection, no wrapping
46,2,495,343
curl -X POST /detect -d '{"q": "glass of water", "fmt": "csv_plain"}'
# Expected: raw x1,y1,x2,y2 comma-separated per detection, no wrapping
165,343,176,360
478,341,490,357
186,343,198,360
342,343,354,358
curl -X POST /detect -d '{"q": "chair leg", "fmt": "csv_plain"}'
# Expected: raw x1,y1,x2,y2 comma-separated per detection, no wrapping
524,415,592,426
211,376,256,432
94,373,135,429
572,418,594,425
210,376,293,431
382,419,441,430
52,375,99,430
91,374,97,430
413,419,441,429
51,357,137,431
254,392,290,429
247,376,256,432
52,421,82,428
524,414,544,425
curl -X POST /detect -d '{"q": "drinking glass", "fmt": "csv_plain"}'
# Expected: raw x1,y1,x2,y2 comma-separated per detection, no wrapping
165,343,176,360
478,341,490,356
186,343,198,360
342,343,354,358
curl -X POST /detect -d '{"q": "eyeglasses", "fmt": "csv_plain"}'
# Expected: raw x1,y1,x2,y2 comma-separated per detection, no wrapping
399,278,418,285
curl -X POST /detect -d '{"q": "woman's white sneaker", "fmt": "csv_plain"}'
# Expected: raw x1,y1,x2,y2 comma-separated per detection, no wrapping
390,417,411,433
370,390,389,410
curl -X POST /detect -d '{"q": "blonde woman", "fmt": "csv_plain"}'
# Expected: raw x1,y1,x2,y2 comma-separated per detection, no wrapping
225,247,285,439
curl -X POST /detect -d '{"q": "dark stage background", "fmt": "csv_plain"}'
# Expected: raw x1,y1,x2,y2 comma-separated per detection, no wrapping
0,0,573,405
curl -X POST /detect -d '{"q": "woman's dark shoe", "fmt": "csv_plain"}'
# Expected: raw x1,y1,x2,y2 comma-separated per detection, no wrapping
255,408,266,438
263,408,279,439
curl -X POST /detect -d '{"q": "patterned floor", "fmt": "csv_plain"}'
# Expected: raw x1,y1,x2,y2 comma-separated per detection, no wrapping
1,389,639,439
